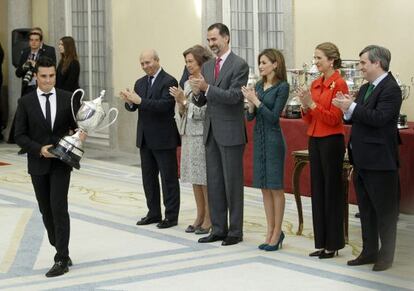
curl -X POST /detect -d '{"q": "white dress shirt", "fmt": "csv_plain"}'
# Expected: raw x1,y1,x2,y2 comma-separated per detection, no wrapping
37,88,57,130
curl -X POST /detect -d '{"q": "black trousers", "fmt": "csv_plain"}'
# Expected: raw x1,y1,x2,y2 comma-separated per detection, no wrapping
31,169,71,263
309,134,345,250
139,147,180,221
353,168,398,263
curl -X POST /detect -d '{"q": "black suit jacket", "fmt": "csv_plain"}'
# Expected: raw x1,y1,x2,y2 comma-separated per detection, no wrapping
56,60,80,93
15,45,57,84
348,72,402,170
125,69,180,150
14,89,77,175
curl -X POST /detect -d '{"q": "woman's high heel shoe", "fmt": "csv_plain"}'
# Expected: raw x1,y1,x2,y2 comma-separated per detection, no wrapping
318,250,339,259
258,243,268,250
264,231,285,251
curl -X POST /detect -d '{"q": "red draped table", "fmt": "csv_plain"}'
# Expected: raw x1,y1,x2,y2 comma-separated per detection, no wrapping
243,118,414,214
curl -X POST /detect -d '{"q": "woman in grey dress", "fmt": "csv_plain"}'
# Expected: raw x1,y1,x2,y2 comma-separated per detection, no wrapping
242,49,289,251
169,45,213,234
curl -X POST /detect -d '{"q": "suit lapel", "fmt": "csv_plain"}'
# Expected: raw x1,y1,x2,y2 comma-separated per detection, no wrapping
31,92,52,132
214,53,234,86
147,70,165,99
53,92,65,132
363,74,391,106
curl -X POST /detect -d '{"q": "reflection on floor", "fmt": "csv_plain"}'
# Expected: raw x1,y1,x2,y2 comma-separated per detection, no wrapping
0,144,413,290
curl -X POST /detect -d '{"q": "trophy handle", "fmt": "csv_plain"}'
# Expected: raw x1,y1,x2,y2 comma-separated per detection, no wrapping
71,88,85,122
96,108,119,131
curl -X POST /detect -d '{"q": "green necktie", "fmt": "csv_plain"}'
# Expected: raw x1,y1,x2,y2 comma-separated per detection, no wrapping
363,83,375,102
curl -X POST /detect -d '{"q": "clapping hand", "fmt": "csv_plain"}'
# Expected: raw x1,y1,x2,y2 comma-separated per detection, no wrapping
241,86,259,110
188,75,208,95
169,86,186,105
332,91,353,112
119,88,141,105
296,87,315,109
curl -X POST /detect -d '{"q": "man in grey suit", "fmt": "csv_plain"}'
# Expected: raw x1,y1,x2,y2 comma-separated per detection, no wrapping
191,23,249,246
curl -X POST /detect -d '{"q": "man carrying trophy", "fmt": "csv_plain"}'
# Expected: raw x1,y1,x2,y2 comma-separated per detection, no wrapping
14,57,86,277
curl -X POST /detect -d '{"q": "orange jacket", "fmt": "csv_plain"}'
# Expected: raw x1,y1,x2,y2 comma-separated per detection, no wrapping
302,70,348,137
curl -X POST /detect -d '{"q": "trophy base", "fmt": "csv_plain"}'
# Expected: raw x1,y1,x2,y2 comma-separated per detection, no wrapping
48,139,84,170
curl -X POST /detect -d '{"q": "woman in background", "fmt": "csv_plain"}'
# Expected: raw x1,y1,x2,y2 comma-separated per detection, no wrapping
169,45,213,234
297,42,348,259
56,36,80,96
242,48,289,251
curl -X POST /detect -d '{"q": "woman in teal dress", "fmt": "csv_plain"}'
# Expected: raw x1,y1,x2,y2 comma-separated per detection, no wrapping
242,48,289,251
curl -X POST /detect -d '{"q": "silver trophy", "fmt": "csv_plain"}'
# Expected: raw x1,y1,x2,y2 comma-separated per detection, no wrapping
48,89,119,169
395,74,411,129
284,69,306,118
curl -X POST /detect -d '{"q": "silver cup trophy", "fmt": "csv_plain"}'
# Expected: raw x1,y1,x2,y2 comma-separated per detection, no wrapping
48,89,119,169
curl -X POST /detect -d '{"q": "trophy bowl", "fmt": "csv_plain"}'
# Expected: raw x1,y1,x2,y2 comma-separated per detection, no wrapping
48,89,118,169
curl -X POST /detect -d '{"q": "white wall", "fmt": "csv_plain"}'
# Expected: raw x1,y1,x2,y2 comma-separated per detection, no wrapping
294,0,414,120
111,0,202,152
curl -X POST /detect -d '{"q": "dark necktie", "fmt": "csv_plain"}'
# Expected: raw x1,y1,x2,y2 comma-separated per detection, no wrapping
147,75,154,97
363,83,375,103
42,93,52,129
214,57,222,80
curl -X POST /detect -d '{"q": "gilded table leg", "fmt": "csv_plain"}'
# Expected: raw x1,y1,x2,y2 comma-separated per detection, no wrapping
343,167,350,244
292,159,308,235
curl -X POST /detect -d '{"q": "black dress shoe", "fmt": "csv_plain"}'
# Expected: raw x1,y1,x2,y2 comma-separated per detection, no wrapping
372,260,392,271
17,149,26,155
45,261,68,277
221,236,243,246
68,257,73,267
309,249,325,257
319,250,338,259
156,218,178,229
347,254,377,266
136,216,161,225
198,234,226,243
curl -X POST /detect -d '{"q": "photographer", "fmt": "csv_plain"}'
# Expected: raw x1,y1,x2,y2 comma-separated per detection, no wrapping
10,31,56,146
15,31,43,96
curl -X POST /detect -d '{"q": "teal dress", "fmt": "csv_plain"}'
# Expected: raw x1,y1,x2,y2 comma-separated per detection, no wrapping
246,80,289,189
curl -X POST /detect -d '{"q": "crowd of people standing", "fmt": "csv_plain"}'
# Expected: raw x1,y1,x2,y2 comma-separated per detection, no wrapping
2,22,402,277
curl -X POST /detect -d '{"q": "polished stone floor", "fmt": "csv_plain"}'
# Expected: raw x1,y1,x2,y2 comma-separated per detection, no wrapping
0,143,413,290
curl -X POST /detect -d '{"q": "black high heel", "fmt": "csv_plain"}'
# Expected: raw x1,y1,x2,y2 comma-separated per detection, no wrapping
319,250,339,259
264,231,285,251
309,249,325,257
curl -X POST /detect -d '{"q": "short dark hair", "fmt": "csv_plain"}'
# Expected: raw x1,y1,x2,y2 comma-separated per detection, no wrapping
207,23,230,43
34,57,56,73
29,31,43,42
359,45,391,72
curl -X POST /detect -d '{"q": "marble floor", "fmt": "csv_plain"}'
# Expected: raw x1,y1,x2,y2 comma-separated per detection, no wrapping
0,143,413,291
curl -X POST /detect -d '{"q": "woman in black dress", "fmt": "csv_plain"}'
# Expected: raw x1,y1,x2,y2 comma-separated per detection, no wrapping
56,36,80,96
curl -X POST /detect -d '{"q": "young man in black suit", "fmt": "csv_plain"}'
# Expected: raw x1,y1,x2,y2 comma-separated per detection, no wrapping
120,49,180,229
333,45,402,271
15,57,85,277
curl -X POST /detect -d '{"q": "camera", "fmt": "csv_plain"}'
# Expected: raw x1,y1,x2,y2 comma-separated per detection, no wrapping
22,61,34,85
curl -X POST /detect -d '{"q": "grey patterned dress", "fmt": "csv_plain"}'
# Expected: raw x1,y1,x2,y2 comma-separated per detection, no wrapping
175,81,207,185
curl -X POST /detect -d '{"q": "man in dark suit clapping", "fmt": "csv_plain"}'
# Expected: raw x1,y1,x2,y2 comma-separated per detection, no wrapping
190,23,249,246
120,49,180,229
333,45,402,271
15,57,85,277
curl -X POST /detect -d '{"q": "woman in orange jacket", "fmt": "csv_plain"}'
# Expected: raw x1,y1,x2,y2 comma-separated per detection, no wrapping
297,42,348,259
